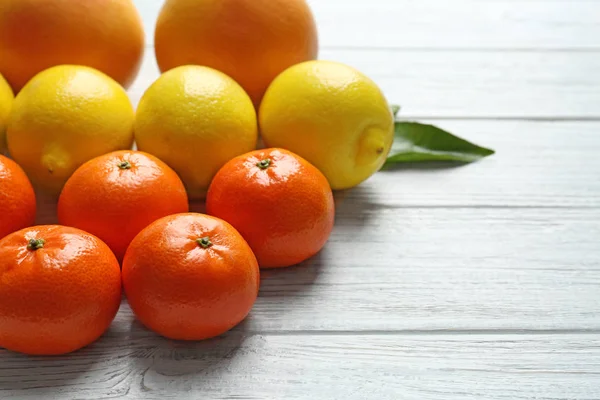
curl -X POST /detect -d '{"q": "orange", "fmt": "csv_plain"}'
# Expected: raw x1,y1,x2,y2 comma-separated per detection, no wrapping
0,225,122,355
122,213,260,340
0,0,144,92
154,0,318,106
206,148,335,268
0,155,36,240
58,151,189,262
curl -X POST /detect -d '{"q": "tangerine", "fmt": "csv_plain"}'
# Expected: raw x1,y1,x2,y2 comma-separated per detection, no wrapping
58,151,189,261
0,225,122,355
206,148,335,268
0,155,36,240
122,213,260,340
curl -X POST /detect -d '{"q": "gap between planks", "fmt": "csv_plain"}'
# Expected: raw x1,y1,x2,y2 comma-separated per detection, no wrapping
226,328,600,337
396,116,600,121
141,45,600,53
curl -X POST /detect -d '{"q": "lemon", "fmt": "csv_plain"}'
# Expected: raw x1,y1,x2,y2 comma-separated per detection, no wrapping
134,65,258,199
7,65,134,193
0,74,13,154
259,60,394,190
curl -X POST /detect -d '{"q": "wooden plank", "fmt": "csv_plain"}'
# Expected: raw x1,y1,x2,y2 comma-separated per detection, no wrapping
4,1,599,399
365,120,600,208
129,51,600,118
33,203,600,331
135,0,600,50
34,121,600,216
1,333,599,399
249,208,600,331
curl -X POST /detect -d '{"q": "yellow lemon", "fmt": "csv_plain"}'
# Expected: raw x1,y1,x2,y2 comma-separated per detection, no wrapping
7,65,134,194
259,60,394,190
134,65,258,199
0,74,13,154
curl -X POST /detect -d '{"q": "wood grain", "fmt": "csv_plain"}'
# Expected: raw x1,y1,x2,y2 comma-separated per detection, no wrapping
1,333,599,399
33,202,600,331
129,51,600,118
3,1,600,398
30,121,600,332
136,0,600,50
34,121,600,218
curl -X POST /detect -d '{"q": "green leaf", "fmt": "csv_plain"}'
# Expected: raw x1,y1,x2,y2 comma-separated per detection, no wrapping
391,105,401,117
385,122,495,165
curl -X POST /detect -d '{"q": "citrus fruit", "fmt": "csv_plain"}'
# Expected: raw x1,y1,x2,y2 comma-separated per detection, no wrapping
154,0,318,106
0,155,36,240
58,151,189,262
0,0,144,92
7,65,135,194
122,213,260,340
135,66,257,199
206,148,335,268
0,74,13,154
0,225,122,355
259,61,395,190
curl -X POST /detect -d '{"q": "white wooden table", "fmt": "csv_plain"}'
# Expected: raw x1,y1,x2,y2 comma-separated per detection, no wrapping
2,1,600,398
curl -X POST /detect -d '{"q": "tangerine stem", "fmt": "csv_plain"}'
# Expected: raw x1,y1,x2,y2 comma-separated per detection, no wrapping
257,159,271,169
196,237,213,249
118,160,132,170
27,238,45,251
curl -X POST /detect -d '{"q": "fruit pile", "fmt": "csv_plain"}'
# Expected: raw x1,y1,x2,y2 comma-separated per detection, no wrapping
0,0,394,356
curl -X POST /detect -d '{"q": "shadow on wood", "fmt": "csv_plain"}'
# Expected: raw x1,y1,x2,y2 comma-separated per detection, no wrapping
126,322,253,393
333,184,383,231
0,341,108,392
258,249,326,297
380,161,471,171
34,188,59,225
188,199,206,214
